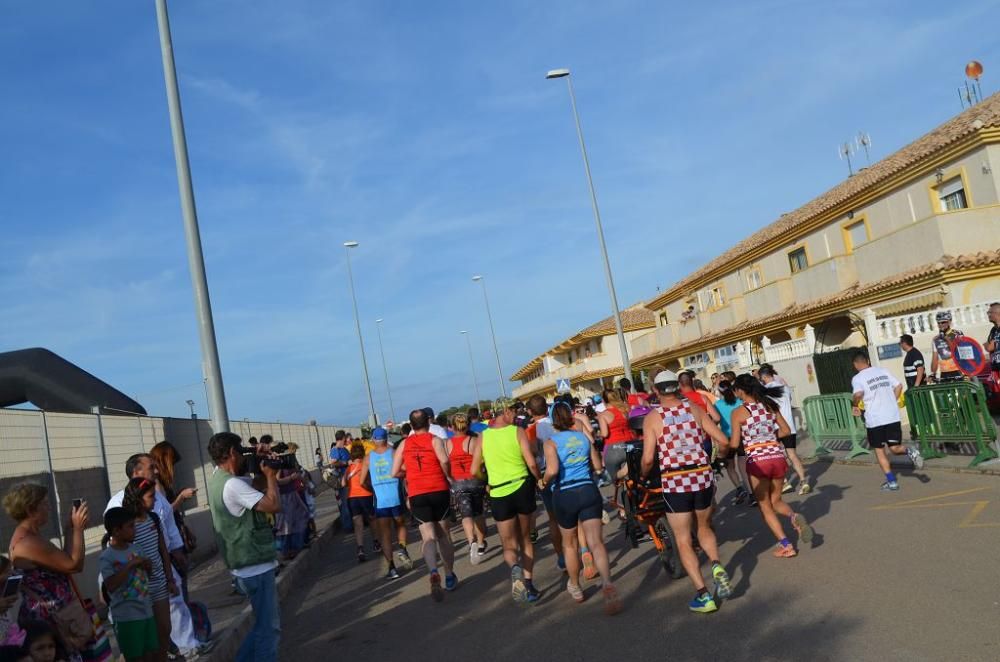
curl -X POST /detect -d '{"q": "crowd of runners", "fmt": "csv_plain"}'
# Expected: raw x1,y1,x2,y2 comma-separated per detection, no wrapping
327,361,926,615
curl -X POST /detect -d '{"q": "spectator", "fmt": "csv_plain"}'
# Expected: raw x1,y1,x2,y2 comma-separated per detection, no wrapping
313,447,323,470
0,557,25,648
206,432,281,661
4,483,91,657
985,302,1000,381
149,443,197,587
329,432,352,534
275,446,310,561
99,507,157,662
20,620,64,662
106,454,208,659
899,334,926,389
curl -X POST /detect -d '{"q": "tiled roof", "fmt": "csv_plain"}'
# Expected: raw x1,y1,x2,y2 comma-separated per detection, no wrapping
510,306,654,381
634,249,1000,367
646,92,1000,310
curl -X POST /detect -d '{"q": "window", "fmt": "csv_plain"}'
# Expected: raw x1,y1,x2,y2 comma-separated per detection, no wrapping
657,312,668,327
709,286,726,309
937,177,968,211
788,247,808,273
746,267,763,291
843,220,869,252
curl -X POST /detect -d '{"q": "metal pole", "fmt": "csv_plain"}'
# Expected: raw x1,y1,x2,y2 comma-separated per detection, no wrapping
191,413,209,496
375,319,397,423
561,74,633,390
154,0,231,433
39,412,64,541
475,276,507,397
344,246,378,427
91,407,113,500
461,331,484,408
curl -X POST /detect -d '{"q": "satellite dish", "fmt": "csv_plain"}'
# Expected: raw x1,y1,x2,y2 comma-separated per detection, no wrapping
966,60,984,80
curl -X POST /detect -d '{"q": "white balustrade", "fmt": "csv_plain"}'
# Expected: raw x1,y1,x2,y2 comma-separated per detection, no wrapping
875,301,993,342
762,337,811,363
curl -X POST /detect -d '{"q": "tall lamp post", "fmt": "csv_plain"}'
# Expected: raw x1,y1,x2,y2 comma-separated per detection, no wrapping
471,275,507,397
374,318,397,424
546,68,633,390
343,241,377,428
155,0,231,431
460,330,483,409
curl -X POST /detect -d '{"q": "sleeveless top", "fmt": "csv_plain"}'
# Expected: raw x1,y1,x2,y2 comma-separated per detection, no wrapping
603,406,633,446
551,430,593,491
481,425,528,498
346,459,373,498
449,435,475,481
369,447,400,509
739,402,786,463
653,400,713,494
402,433,450,497
714,398,743,438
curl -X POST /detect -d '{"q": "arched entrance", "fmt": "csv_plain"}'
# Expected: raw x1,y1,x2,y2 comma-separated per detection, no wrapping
812,313,868,394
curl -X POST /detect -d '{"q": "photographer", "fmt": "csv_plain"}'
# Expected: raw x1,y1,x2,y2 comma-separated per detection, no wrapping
207,432,282,661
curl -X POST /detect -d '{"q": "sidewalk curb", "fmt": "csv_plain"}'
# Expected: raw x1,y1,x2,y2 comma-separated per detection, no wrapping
809,454,1000,477
206,487,342,660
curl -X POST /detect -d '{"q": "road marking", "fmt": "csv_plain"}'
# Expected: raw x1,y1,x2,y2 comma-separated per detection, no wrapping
959,500,1000,528
869,487,991,510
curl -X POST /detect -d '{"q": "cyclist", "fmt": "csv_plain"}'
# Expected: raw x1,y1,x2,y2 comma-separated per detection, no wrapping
641,370,733,613
930,310,964,381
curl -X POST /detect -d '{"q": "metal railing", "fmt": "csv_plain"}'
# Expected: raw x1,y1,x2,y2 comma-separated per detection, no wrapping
904,381,999,467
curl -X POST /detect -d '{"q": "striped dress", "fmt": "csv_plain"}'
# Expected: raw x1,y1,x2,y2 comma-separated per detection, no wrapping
132,515,169,601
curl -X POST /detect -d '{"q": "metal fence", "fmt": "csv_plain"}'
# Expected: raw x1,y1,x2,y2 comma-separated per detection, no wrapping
0,408,360,551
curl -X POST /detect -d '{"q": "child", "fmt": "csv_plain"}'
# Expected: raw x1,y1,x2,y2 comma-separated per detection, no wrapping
0,557,26,648
123,477,176,661
99,508,157,662
19,621,62,662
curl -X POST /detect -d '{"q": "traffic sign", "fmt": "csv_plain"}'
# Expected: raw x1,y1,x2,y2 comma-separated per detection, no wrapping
556,378,571,394
950,336,989,376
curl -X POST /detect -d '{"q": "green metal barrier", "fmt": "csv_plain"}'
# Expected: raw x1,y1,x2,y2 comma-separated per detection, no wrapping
802,393,871,459
904,381,999,468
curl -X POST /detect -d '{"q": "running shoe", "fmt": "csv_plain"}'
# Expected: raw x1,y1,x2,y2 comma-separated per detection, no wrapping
602,584,623,615
748,496,759,508
373,539,382,554
478,542,488,556
525,585,541,604
557,554,566,572
601,509,611,525
781,480,794,494
430,572,444,602
688,592,718,614
908,446,925,469
445,573,458,591
511,565,528,604
529,529,538,543
384,567,400,581
566,580,585,603
880,480,900,492
469,542,480,566
733,489,747,505
581,551,597,580
394,547,413,572
711,563,733,600
797,482,812,496
357,546,366,563
791,513,813,545
773,543,797,558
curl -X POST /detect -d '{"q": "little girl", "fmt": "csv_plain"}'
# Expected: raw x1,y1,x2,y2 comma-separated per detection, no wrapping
20,620,63,662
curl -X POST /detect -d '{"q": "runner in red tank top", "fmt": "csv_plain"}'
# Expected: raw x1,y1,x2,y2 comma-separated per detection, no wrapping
392,409,456,602
447,413,488,565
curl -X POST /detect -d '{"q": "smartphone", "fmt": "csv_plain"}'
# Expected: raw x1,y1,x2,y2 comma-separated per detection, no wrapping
72,498,83,510
3,575,22,598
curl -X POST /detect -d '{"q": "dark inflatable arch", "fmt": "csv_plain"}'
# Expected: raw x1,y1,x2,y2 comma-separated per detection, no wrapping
0,348,147,415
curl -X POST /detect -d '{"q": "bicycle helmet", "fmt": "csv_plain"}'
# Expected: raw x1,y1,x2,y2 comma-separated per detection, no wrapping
935,310,952,323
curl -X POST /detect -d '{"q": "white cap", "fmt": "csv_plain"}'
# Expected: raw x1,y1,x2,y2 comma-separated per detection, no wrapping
654,370,679,384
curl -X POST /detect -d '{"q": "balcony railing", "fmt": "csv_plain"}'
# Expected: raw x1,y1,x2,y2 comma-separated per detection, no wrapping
762,325,815,363
874,301,994,342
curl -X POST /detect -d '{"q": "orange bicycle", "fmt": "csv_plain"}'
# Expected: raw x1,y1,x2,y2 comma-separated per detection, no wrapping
619,443,684,579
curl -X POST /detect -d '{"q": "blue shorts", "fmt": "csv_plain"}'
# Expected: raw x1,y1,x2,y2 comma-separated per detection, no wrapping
540,480,555,513
375,505,403,519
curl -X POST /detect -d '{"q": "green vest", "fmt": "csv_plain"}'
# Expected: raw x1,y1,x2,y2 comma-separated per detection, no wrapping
481,425,528,498
207,467,276,570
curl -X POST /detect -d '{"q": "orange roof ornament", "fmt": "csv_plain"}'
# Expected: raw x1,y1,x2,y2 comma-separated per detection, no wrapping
961,61,984,108
966,60,984,80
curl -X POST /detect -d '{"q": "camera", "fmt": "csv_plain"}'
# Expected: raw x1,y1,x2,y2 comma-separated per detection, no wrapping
243,442,298,474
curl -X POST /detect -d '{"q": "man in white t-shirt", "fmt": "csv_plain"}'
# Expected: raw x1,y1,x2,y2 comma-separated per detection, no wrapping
207,433,282,661
850,352,924,491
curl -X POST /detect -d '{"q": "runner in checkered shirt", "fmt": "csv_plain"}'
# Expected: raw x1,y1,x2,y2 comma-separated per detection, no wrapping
641,370,734,614
730,374,814,558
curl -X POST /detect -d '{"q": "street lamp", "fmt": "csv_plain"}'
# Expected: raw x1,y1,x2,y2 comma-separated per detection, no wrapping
472,275,507,397
546,67,633,391
343,241,378,428
460,330,484,409
374,318,397,424
185,399,196,419
154,0,231,432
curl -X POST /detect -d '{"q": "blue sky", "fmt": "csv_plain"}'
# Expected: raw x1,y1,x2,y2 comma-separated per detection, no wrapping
2,1,998,426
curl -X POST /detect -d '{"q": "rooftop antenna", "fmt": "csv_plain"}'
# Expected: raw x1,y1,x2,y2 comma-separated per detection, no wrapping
838,141,855,177
960,60,984,108
856,131,872,166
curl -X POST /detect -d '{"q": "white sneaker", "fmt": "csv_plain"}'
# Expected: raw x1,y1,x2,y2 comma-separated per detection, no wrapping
908,446,925,469
781,480,794,494
469,542,481,566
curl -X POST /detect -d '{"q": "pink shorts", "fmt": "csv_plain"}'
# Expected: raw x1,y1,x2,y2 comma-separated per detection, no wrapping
746,456,788,481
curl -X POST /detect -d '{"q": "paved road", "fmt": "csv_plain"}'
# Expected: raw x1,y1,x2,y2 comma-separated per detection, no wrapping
282,462,1000,662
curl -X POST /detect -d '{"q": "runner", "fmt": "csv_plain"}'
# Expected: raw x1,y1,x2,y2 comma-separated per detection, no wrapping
730,374,813,558
391,409,457,602
597,388,633,481
448,413,488,565
850,352,924,491
471,397,543,605
714,379,750,504
641,370,733,614
540,401,621,614
343,442,374,563
526,395,565,572
930,311,964,381
759,366,810,495
364,427,413,580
